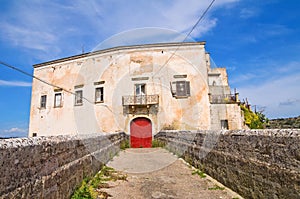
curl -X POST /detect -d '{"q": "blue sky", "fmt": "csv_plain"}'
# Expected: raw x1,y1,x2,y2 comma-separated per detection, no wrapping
0,0,300,137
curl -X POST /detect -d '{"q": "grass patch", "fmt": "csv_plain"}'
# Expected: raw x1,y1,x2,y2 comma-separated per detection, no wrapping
71,166,127,199
184,155,194,166
161,120,180,130
120,139,130,150
71,178,97,199
192,169,206,178
151,139,166,148
208,184,225,190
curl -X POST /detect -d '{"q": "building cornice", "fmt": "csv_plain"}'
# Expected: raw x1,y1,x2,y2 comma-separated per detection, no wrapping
33,42,206,68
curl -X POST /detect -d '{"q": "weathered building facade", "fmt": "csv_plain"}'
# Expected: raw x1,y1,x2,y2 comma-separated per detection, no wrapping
29,42,246,147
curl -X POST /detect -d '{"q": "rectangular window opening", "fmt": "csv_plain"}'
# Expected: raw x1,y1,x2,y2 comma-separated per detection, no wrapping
221,120,229,130
40,95,47,108
135,84,146,95
75,90,83,106
54,93,62,107
95,87,104,103
171,81,190,98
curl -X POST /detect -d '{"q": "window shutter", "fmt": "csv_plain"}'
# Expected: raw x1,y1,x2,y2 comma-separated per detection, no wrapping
171,81,190,98
176,81,186,97
186,81,190,96
170,82,177,96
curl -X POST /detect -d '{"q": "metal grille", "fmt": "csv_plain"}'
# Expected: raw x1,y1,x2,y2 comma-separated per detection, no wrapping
122,95,159,106
209,94,237,104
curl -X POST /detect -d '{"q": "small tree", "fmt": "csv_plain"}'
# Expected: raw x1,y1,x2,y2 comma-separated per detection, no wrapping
241,105,268,129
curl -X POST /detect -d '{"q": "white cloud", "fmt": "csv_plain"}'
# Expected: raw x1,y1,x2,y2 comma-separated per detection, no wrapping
0,80,31,87
240,8,258,18
238,70,300,119
1,22,57,51
1,127,28,138
230,73,258,84
279,99,300,106
0,0,239,58
4,127,28,133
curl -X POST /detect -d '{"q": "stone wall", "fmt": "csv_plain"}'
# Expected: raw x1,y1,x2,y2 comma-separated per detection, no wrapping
0,132,127,199
155,130,300,198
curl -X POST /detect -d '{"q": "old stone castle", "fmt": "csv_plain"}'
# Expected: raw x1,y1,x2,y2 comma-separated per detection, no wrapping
29,42,246,147
2,42,298,199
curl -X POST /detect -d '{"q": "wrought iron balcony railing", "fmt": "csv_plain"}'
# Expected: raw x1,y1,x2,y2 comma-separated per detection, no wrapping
209,94,238,104
122,95,159,106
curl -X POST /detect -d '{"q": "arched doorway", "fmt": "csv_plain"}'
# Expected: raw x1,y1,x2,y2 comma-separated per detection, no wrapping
130,117,152,148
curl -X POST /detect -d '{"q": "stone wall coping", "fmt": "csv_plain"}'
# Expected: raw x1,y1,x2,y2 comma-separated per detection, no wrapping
156,129,300,198
160,129,300,137
0,132,125,149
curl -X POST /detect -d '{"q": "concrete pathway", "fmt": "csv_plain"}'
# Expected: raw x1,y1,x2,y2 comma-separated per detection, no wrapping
105,148,243,199
108,148,178,173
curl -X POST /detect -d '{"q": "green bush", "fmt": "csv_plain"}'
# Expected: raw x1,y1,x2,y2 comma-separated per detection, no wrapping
71,178,96,199
71,166,127,199
151,139,166,148
120,139,130,150
241,105,267,129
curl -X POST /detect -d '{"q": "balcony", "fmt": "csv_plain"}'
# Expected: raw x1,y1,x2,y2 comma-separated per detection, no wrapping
209,94,238,104
122,95,159,106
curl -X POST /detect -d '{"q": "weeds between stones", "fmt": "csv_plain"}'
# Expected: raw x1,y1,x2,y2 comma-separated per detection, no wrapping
71,166,127,199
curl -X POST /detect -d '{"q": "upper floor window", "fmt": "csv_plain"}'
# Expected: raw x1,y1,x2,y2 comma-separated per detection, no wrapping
135,84,146,95
40,95,47,108
171,81,190,98
54,93,62,107
75,90,83,106
95,87,104,103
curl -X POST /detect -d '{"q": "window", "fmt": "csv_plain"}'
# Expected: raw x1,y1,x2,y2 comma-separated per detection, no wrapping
221,120,229,130
135,84,146,95
40,95,47,108
171,81,190,98
54,93,62,107
95,87,104,103
75,90,83,106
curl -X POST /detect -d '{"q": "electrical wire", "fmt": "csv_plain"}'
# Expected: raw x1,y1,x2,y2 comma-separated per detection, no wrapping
0,60,95,104
0,61,119,117
152,0,216,77
0,0,216,108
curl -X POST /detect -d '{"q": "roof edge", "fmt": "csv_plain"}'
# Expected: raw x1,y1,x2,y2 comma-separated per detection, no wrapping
33,41,206,68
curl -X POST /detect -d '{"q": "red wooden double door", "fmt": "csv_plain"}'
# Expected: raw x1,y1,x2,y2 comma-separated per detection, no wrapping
130,117,152,148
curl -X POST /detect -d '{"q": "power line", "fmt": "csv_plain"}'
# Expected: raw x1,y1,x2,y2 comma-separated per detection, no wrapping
153,0,216,77
0,0,216,105
183,0,216,43
0,61,95,104
0,61,119,116
0,61,60,89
